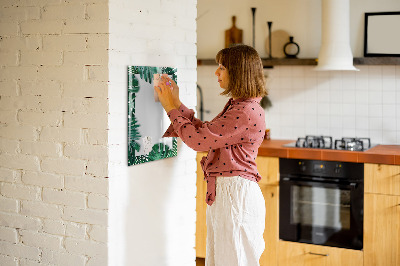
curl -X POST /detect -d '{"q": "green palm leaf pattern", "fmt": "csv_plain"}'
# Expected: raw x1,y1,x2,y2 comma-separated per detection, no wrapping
162,67,178,81
148,143,170,161
128,66,178,166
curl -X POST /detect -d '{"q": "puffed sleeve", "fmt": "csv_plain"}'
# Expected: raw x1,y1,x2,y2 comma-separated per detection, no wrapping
166,106,252,152
162,103,204,137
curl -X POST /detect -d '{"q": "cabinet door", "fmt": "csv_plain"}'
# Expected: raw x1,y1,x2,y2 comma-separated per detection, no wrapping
364,193,400,266
259,185,279,266
256,156,279,186
365,163,400,196
278,241,363,266
196,152,208,258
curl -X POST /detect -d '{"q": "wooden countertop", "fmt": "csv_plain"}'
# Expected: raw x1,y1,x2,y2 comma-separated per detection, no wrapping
258,139,400,165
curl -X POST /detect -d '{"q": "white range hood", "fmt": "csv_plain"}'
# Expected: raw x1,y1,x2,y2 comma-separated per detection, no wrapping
314,0,359,71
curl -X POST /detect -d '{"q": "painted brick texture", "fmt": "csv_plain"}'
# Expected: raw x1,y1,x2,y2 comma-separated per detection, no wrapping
1,0,198,265
108,0,198,265
0,1,109,265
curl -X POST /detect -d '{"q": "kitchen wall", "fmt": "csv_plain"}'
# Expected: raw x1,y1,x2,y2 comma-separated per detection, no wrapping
197,0,400,145
108,0,198,266
0,0,197,265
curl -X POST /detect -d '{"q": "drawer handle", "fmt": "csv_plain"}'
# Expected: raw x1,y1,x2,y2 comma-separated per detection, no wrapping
309,252,329,257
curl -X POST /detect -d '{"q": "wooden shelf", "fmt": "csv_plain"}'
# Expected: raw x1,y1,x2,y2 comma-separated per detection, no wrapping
353,57,400,65
197,58,317,67
197,57,400,68
262,58,317,67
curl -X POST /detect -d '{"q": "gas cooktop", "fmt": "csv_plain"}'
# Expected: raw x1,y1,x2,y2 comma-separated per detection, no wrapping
283,135,376,152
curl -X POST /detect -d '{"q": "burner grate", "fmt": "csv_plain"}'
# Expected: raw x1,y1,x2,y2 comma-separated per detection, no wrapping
296,135,333,149
334,137,371,151
291,136,372,151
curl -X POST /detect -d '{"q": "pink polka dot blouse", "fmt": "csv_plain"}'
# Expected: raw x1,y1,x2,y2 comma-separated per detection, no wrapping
163,97,266,206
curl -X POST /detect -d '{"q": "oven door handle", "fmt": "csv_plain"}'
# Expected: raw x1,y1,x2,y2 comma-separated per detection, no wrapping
281,177,357,188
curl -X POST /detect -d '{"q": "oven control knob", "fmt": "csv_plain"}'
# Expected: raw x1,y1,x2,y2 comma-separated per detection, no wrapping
298,162,306,171
334,164,342,174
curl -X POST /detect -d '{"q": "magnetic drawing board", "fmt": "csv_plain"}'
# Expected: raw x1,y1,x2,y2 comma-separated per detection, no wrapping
127,66,178,166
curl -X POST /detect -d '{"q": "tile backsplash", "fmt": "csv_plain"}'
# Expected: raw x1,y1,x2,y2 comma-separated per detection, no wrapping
197,65,400,145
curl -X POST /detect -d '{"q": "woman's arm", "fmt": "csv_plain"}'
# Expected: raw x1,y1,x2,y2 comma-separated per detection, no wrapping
166,76,204,126
167,107,252,152
158,77,204,137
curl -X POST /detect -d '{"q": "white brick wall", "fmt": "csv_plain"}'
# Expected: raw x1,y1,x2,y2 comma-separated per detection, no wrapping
108,0,197,265
1,0,198,265
0,1,109,265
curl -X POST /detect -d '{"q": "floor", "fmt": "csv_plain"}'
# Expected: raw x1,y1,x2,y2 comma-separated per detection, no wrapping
196,257,205,266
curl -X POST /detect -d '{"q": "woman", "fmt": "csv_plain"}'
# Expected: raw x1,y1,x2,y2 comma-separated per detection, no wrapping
155,45,267,266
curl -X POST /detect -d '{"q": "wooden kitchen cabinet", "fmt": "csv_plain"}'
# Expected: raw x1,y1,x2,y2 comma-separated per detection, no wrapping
364,193,400,266
256,156,279,186
278,241,363,266
364,163,400,266
196,152,208,258
259,184,279,266
364,163,400,196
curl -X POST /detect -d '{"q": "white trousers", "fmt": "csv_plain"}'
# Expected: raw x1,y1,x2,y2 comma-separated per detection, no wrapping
205,176,266,266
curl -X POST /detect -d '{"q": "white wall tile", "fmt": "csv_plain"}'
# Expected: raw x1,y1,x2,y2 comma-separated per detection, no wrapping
317,127,331,136
382,131,397,144
383,117,397,131
317,88,330,103
199,64,400,145
304,89,318,104
369,91,382,104
355,90,369,104
330,116,343,128
369,130,383,144
382,77,396,91
382,91,396,104
293,114,305,127
355,117,369,130
383,104,396,118
317,115,330,129
279,66,293,77
343,116,356,129
355,71,369,92
317,102,330,115
292,77,306,90
355,104,369,117
305,116,318,131
342,90,355,104
369,117,383,130
368,104,383,118
355,129,369,138
342,103,355,116
342,128,356,138
330,103,342,116
305,102,317,115
330,88,343,103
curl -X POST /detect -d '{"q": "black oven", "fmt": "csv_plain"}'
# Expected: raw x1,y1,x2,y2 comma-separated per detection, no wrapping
279,158,364,250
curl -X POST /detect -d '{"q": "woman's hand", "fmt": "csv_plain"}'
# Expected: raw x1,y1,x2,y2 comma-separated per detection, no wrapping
154,78,176,113
164,76,181,109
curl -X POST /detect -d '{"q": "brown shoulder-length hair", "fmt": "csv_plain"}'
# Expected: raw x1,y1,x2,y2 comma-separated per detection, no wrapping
215,45,267,98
